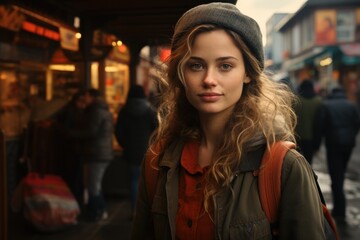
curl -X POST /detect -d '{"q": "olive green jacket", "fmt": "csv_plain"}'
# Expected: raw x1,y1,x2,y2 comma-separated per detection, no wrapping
131,141,326,240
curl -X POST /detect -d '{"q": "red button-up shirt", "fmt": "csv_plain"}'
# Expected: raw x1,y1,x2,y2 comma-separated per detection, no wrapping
175,141,214,240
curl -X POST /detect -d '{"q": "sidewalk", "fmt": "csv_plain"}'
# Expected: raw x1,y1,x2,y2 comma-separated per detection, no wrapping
312,133,360,240
8,197,133,240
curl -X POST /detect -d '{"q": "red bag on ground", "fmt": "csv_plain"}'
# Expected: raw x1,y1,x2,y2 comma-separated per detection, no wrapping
12,172,80,232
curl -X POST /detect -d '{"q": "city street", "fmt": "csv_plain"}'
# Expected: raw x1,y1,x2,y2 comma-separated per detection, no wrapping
313,133,360,239
8,134,360,240
1,1,360,240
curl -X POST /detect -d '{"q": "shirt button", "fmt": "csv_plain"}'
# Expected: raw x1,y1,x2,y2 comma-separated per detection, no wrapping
187,219,193,228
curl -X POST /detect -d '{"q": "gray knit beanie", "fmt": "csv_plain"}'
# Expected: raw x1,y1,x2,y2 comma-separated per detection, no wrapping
172,2,264,69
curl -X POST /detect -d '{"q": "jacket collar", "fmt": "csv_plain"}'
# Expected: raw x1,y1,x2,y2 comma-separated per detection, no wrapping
158,139,265,173
158,139,184,169
238,145,266,173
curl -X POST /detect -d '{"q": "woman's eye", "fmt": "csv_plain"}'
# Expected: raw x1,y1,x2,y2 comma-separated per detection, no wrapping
220,63,232,71
188,63,203,71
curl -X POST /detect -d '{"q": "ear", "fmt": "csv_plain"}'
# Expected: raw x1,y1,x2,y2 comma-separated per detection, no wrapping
244,75,251,83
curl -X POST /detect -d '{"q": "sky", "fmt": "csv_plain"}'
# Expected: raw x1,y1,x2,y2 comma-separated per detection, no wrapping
236,0,307,45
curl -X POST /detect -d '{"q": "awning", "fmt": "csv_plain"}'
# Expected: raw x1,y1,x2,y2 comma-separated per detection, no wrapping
340,43,360,56
283,47,325,71
342,55,360,65
340,43,360,65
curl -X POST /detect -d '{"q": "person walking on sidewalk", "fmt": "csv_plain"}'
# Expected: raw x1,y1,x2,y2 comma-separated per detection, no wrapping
294,79,323,164
56,90,87,207
114,84,157,210
131,2,327,239
315,86,360,223
68,88,114,221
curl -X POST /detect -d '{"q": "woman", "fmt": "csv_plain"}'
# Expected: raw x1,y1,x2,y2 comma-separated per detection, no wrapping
131,3,326,239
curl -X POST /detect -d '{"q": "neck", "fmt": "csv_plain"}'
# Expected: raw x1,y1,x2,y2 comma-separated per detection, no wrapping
197,112,230,167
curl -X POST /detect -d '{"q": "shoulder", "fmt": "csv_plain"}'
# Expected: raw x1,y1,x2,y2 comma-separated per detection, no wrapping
145,139,186,169
282,149,309,171
145,142,163,161
281,149,315,185
144,140,167,168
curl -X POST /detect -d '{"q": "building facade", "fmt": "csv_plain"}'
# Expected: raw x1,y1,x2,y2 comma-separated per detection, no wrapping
265,13,289,73
278,0,360,105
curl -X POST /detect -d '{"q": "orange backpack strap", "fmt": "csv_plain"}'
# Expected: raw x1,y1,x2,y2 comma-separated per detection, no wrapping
315,176,340,240
258,141,339,240
258,141,296,224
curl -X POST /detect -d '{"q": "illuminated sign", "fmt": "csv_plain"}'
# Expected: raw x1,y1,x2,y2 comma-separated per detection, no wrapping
59,27,79,51
22,21,60,41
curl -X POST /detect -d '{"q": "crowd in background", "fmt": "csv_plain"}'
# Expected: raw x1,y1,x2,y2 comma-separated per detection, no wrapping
292,78,360,224
2,74,360,225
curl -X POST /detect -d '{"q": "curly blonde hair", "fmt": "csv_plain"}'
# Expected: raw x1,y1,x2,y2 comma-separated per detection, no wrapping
150,24,297,212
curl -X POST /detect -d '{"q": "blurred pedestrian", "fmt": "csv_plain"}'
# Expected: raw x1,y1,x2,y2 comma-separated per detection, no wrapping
131,2,327,239
114,84,157,210
0,101,30,201
294,79,323,164
68,88,114,221
57,90,86,130
56,90,86,207
315,86,360,223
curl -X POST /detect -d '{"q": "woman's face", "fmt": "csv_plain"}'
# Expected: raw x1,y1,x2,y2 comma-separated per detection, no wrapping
183,29,250,117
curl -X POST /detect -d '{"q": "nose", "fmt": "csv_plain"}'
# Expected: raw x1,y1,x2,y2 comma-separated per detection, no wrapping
202,68,217,87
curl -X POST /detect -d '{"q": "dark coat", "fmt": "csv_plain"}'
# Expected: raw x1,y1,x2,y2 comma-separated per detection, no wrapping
314,88,360,148
68,98,114,162
295,80,323,140
115,98,157,165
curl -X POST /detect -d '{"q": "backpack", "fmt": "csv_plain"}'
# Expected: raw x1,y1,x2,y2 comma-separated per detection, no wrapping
145,141,339,239
258,141,339,239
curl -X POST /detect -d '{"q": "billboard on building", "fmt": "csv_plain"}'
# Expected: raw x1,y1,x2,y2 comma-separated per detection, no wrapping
315,10,337,45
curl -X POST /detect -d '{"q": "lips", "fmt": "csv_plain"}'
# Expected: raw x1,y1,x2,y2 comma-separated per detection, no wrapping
198,92,222,102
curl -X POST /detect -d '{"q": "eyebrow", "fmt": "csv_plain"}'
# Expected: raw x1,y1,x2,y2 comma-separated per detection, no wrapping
189,56,239,61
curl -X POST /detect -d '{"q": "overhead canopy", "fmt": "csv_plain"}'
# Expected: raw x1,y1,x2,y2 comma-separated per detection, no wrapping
9,0,237,47
284,44,360,71
340,44,360,65
283,47,326,71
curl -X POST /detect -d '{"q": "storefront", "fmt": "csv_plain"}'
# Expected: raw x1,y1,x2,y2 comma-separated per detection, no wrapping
0,4,84,123
313,49,339,95
49,48,82,101
90,35,130,115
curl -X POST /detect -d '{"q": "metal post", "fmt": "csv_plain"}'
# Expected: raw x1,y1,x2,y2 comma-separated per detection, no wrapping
0,129,7,240
80,17,93,89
